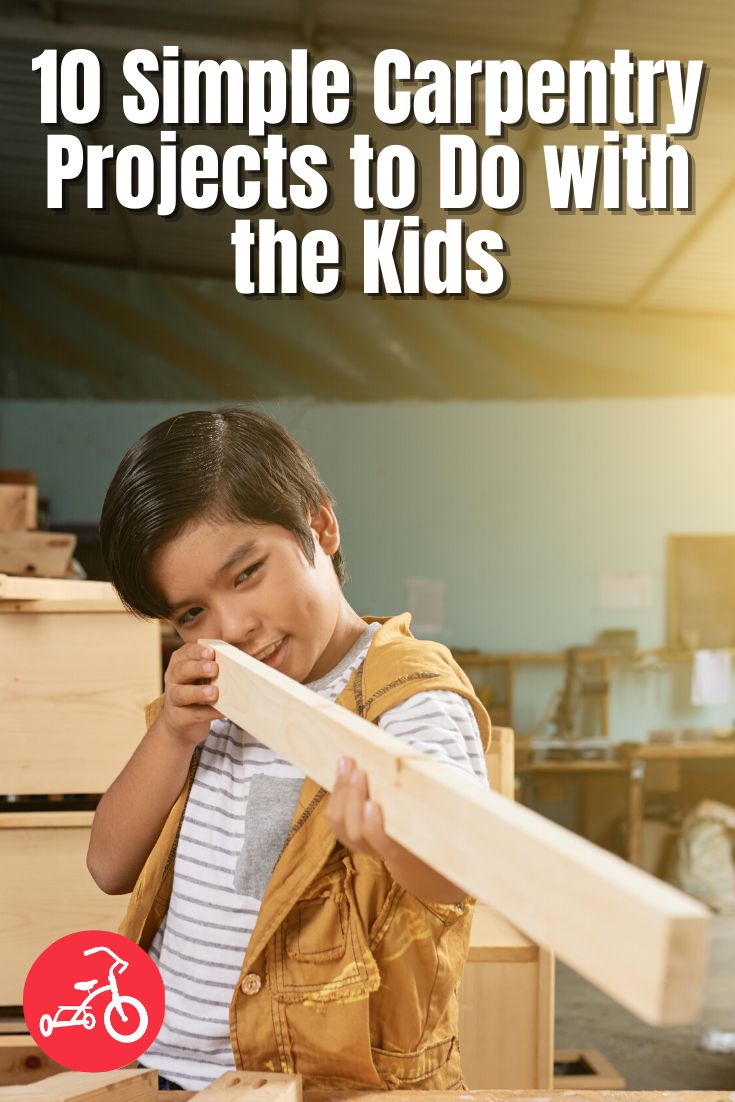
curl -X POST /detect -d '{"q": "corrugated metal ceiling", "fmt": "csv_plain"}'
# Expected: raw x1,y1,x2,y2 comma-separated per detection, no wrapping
1,0,735,400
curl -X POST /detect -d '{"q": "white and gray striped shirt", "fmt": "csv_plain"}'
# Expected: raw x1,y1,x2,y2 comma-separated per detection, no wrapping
140,624,487,1089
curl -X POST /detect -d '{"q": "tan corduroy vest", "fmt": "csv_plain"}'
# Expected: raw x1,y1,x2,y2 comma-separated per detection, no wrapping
119,613,491,1090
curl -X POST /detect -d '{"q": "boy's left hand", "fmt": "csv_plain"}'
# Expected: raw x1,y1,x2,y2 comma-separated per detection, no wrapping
327,756,406,863
327,756,467,904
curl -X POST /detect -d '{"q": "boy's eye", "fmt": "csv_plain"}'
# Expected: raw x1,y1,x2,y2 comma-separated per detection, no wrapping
235,561,263,585
178,607,202,627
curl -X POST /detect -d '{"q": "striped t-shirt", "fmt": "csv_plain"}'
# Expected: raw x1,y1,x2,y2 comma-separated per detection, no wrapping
140,623,487,1089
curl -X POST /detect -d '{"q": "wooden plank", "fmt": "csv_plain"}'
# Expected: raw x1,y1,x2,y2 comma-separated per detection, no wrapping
0,1069,157,1102
521,761,627,773
209,641,710,1026
485,726,514,798
0,601,126,615
0,576,116,602
624,743,735,761
461,903,552,1086
468,904,537,963
303,1092,727,1101
0,472,36,485
191,1072,301,1102
0,1037,65,1086
535,947,555,1087
0,813,94,830
458,962,543,1088
0,534,75,579
0,612,161,794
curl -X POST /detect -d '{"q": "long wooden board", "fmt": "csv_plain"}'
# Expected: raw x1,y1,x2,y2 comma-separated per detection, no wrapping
208,641,709,1027
0,575,116,602
304,1094,724,1102
0,1069,157,1102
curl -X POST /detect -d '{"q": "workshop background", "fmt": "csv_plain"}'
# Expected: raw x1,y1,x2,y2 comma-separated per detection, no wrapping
2,0,735,1093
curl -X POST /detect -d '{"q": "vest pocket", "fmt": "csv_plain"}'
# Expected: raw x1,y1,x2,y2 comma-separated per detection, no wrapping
371,1036,461,1090
285,894,348,962
267,859,380,1003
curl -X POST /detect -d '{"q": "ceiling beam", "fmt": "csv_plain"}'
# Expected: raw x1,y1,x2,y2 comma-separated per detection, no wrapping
486,0,601,236
0,16,314,61
301,0,317,48
628,171,735,309
2,242,734,320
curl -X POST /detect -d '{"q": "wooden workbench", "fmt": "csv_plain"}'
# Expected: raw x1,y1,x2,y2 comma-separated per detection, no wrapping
230,1093,725,1101
520,742,735,868
619,741,735,867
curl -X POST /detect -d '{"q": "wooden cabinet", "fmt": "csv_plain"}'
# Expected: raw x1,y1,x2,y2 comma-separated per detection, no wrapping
457,728,554,1088
0,812,130,1006
459,904,554,1088
0,577,161,795
0,576,160,1007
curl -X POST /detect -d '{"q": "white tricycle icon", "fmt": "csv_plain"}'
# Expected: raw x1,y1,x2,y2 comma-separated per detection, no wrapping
39,945,148,1044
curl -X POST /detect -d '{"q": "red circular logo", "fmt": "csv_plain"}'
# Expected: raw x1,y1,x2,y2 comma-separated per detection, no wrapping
23,931,165,1072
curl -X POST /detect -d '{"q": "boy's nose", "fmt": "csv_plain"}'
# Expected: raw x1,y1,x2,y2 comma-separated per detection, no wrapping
214,611,258,649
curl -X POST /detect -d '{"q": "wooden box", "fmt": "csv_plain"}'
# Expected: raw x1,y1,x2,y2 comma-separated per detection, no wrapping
458,728,554,1088
0,812,129,1006
459,904,554,1088
0,577,161,794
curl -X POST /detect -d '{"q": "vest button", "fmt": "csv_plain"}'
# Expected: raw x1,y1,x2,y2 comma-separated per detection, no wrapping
241,973,262,995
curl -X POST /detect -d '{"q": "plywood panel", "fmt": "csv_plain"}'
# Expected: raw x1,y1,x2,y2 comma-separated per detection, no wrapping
0,813,129,1006
459,962,544,1088
0,612,161,794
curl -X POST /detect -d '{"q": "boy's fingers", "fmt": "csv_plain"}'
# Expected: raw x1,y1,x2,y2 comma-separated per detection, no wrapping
169,658,218,685
171,643,212,667
362,801,394,859
343,769,368,845
170,683,218,707
334,756,355,788
326,783,347,834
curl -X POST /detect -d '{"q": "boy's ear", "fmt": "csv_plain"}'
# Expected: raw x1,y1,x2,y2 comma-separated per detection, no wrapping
310,501,340,555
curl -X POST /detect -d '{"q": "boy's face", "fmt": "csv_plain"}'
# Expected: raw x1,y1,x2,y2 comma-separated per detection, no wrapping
149,505,347,683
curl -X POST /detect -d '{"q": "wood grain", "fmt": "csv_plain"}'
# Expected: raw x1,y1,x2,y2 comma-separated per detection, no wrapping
0,611,161,794
0,576,117,602
0,813,130,1005
0,1069,157,1102
0,534,75,578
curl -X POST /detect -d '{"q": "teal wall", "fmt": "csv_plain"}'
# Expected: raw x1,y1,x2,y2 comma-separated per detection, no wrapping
2,396,735,739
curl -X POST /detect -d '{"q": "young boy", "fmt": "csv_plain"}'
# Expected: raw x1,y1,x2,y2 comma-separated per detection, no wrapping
89,407,490,1092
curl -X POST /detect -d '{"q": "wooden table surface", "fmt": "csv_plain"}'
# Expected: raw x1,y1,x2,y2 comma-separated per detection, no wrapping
173,1093,732,1101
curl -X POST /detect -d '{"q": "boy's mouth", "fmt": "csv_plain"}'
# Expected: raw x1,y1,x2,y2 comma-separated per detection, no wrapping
253,637,287,667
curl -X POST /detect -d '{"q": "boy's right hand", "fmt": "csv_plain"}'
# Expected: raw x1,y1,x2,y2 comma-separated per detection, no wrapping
158,643,221,748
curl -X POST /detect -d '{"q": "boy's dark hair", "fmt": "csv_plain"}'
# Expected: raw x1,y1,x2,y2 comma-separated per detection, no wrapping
99,407,346,620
